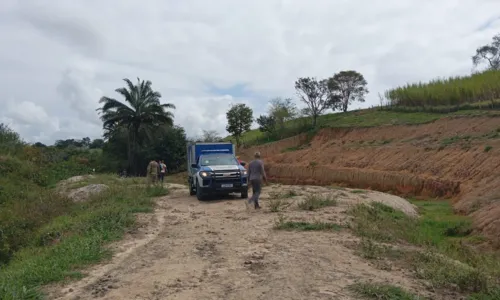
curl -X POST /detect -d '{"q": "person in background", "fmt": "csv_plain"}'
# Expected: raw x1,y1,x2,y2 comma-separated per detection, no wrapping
246,151,267,210
147,159,159,186
236,156,242,165
159,160,167,183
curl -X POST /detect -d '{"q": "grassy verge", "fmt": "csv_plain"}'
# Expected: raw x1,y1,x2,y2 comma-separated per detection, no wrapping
274,214,343,231
165,172,188,186
297,194,338,211
348,201,500,298
349,282,425,300
0,176,167,300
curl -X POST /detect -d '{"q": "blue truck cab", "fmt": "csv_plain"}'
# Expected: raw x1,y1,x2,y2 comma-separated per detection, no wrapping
187,142,248,201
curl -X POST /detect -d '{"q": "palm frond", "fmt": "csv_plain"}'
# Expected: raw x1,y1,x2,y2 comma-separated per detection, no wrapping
98,97,135,114
161,103,176,110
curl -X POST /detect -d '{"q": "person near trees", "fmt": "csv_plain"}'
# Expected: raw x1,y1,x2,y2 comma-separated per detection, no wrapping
159,160,167,183
147,159,159,186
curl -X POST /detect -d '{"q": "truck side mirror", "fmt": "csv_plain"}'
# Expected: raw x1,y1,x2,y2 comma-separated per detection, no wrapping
191,163,198,168
240,161,246,167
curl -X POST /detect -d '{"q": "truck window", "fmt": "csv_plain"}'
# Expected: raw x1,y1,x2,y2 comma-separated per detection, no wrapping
199,154,237,166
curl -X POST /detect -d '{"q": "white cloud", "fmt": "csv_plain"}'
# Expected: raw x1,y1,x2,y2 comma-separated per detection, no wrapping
0,0,500,144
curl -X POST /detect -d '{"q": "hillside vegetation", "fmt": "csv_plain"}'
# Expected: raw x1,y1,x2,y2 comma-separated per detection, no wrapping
385,70,500,109
233,108,500,147
225,70,500,147
0,125,167,299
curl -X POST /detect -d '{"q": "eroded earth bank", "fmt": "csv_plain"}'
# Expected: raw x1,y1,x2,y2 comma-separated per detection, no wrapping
239,115,500,245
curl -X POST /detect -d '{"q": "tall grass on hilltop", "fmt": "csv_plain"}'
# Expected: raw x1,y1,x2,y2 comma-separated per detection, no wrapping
385,70,500,110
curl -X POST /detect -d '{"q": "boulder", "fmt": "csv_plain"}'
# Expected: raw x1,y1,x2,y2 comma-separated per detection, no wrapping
68,184,109,202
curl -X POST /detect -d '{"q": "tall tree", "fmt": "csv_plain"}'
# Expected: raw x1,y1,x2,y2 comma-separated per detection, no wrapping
89,138,105,149
328,70,369,112
201,130,222,142
472,33,500,70
226,103,253,148
81,137,91,148
256,115,276,134
294,77,332,127
97,78,175,175
269,97,297,133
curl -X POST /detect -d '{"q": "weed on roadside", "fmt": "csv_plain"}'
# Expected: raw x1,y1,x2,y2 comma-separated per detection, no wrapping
0,181,159,299
348,200,500,298
268,190,298,212
268,198,293,212
349,282,425,300
297,194,338,211
410,250,491,293
274,214,342,231
484,145,493,152
145,185,169,197
351,189,368,194
358,239,403,261
269,190,298,199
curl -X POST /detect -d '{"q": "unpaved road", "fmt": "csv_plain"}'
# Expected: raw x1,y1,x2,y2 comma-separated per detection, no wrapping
48,184,424,300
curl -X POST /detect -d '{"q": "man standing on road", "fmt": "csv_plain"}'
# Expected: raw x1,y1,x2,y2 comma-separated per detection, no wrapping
147,159,159,186
159,160,167,184
247,151,267,210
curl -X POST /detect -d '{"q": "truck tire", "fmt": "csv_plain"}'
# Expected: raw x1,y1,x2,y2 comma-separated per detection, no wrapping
196,181,206,201
189,178,196,196
241,189,248,199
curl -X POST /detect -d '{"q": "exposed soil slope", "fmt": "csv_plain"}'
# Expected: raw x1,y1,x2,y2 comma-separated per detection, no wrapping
47,184,435,300
239,115,500,245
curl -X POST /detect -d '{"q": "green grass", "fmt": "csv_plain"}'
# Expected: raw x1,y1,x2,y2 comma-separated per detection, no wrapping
274,214,343,231
0,177,163,299
351,189,368,194
297,194,338,211
349,282,425,300
348,201,500,297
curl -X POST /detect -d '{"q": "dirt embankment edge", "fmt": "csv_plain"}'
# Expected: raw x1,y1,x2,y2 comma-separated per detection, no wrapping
238,116,500,246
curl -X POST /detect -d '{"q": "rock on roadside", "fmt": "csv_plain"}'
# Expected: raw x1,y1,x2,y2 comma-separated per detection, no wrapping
57,175,95,188
68,184,109,202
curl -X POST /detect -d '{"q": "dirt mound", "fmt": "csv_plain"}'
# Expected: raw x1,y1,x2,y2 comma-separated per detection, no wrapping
263,184,417,217
68,184,109,202
239,115,500,245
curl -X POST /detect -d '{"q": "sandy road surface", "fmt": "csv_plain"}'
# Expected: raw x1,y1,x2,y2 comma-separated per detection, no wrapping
48,184,423,300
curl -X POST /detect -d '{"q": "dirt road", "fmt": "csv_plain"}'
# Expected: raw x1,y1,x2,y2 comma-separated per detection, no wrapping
48,184,424,300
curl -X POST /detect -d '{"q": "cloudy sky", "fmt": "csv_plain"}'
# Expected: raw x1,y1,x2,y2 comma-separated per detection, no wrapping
1,0,499,144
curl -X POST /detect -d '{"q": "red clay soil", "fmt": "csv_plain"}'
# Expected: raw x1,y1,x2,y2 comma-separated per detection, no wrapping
239,115,500,245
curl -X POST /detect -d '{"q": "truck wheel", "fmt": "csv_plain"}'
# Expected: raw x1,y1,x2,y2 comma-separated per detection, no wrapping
196,181,205,201
241,189,248,199
188,177,196,196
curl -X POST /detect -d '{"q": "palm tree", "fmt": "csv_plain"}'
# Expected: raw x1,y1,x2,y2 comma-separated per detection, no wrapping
97,78,175,175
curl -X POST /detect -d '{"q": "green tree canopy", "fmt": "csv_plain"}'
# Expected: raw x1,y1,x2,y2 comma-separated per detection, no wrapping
97,78,175,175
226,103,253,148
328,70,368,112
